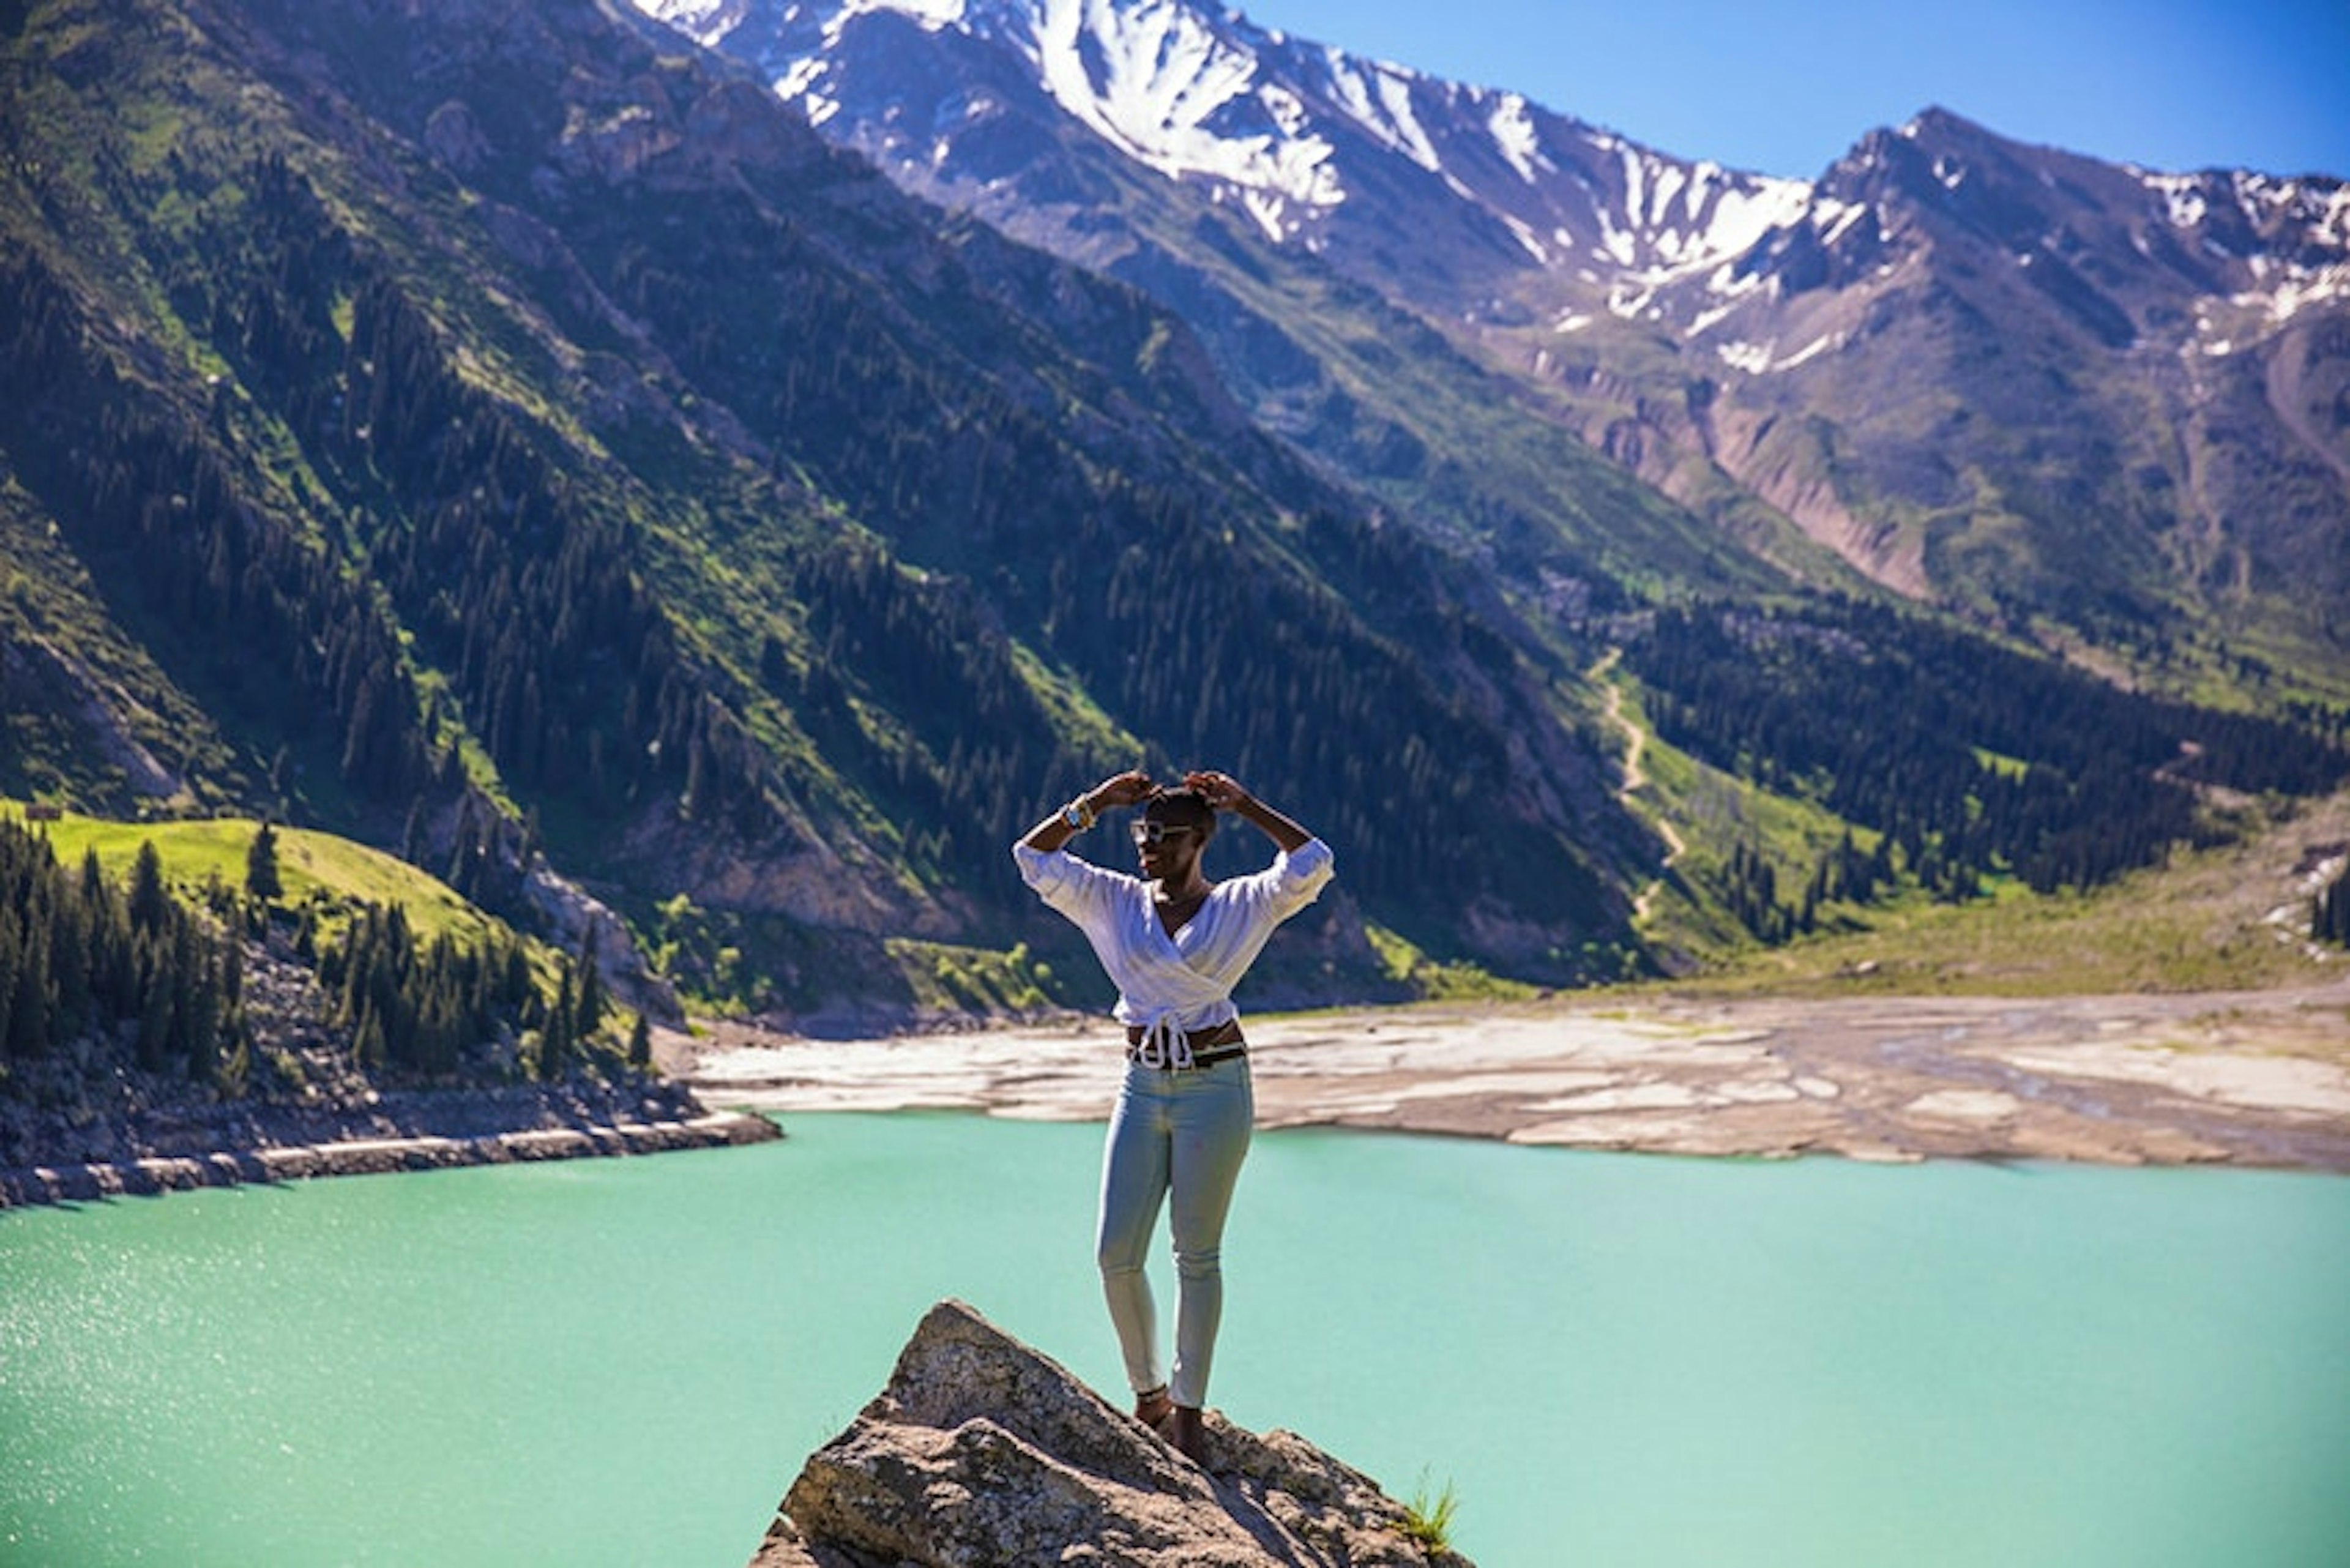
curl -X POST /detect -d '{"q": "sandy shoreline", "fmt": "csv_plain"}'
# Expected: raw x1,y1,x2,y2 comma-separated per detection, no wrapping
677,982,2350,1172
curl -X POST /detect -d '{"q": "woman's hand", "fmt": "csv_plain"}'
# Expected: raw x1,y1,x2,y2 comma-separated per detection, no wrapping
1185,769,1311,852
1182,769,1250,811
1019,769,1155,853
1092,770,1157,810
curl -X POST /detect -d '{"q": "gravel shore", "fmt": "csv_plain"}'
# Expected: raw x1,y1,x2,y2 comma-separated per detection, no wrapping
677,981,2350,1171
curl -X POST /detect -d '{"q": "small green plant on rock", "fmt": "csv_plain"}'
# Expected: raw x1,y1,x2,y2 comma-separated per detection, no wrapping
1397,1471,1460,1553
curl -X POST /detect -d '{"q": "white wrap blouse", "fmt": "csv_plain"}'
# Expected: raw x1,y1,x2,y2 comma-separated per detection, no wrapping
1013,837,1335,1066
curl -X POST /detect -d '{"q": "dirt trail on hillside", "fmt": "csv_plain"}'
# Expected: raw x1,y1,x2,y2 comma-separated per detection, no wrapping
675,980,2350,1171
1594,648,1685,925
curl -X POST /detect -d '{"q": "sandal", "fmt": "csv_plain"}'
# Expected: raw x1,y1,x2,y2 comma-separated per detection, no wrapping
1133,1385,1174,1429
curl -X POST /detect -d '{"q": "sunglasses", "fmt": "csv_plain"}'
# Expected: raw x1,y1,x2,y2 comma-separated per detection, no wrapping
1129,821,1196,846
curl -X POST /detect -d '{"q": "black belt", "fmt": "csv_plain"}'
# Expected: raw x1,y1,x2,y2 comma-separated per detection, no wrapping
1125,1043,1247,1070
1124,1020,1246,1070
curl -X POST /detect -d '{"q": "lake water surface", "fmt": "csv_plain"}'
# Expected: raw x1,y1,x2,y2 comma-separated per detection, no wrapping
3,1112,2346,1566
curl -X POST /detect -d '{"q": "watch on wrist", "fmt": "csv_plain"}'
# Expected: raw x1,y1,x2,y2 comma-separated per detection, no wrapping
1062,796,1097,832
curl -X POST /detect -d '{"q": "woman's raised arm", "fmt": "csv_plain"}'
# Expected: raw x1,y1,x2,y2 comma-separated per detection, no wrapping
1019,769,1157,853
1183,770,1312,854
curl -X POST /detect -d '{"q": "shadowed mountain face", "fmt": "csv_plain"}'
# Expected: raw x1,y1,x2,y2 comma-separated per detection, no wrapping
0,0,1660,999
643,0,2350,687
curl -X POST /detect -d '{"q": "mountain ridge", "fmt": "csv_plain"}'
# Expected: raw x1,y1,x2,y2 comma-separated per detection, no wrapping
647,0,2350,696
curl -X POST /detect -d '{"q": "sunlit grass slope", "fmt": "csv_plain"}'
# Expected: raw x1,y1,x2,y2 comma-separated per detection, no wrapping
1655,785,2350,998
3,802,505,951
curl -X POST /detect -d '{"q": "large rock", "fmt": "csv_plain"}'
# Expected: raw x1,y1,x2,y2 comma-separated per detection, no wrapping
750,1299,1472,1567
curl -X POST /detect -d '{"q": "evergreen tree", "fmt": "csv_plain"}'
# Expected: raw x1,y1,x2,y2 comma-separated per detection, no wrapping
572,922,606,1039
7,925,49,1059
538,965,573,1083
135,936,174,1069
2315,865,2350,948
0,924,19,1060
246,821,284,901
128,841,171,931
0,823,241,1078
354,1008,387,1073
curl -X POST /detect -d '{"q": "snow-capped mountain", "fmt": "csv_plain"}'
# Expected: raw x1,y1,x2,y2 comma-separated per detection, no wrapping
638,0,2346,332
636,0,2350,679
635,0,1819,293
1667,111,2350,369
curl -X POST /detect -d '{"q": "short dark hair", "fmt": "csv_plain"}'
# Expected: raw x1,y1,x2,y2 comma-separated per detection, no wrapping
1144,785,1215,840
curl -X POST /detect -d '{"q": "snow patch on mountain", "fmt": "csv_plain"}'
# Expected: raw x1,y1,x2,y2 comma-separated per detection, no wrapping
2136,167,2350,337
1717,339,1772,373
636,1,1829,271
771,53,838,122
2139,168,2350,249
2146,173,2210,229
1669,164,1813,263
1717,332,1841,375
1816,198,1867,247
1488,92,1548,184
1319,52,1441,174
982,1,1357,237
634,0,747,38
1587,137,1813,284
1500,212,1550,263
2259,267,2350,321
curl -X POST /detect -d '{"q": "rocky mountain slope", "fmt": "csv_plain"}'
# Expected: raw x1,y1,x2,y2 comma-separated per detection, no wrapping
643,0,2350,695
1,0,1668,1004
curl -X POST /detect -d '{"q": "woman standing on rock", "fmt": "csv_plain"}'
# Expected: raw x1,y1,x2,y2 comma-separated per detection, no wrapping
1013,768,1335,1464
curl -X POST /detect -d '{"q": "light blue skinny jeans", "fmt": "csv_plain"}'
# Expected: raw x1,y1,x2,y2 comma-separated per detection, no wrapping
1096,1053,1255,1409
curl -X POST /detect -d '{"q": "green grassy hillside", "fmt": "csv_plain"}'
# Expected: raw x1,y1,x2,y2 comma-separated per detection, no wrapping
6,804,506,952
1633,778,2350,999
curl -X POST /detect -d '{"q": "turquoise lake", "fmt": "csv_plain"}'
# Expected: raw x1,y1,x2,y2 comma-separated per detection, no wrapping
3,1111,2348,1566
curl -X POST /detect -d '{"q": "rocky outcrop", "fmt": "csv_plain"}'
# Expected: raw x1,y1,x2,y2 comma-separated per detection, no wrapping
751,1300,1472,1568
0,1073,781,1209
0,1108,777,1207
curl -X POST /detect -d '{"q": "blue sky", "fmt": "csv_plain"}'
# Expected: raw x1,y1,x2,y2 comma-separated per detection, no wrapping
1231,0,2350,180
